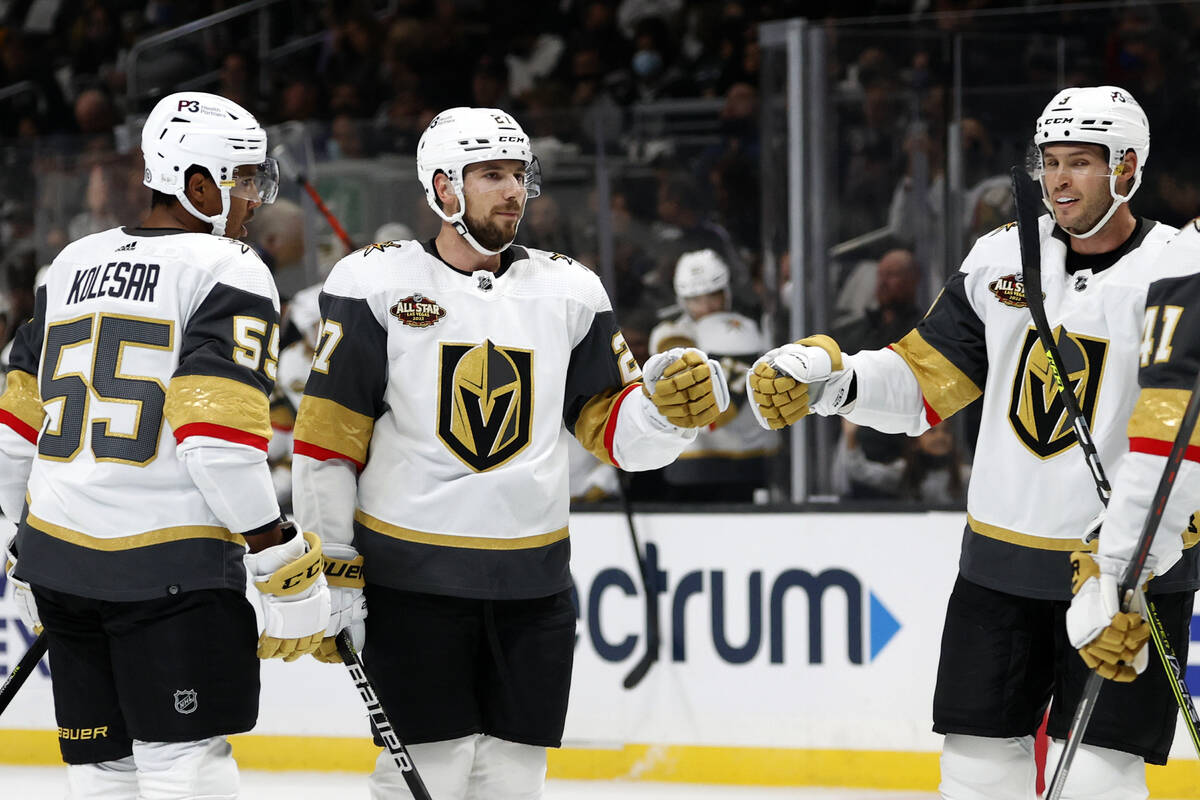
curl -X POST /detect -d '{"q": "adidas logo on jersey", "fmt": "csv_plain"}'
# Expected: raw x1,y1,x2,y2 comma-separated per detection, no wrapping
115,241,136,252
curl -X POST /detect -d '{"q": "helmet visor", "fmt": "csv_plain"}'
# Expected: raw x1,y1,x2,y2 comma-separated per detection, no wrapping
226,158,279,204
525,156,542,199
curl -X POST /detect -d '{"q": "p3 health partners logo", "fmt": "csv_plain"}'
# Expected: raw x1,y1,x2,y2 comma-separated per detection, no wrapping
570,542,901,667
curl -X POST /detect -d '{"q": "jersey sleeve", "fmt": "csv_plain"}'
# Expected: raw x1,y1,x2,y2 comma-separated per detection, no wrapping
566,273,696,470
1100,255,1200,579
0,287,46,520
292,281,389,549
164,253,281,535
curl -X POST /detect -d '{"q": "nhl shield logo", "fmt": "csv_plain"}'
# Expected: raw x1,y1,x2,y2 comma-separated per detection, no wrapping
436,340,533,472
1008,325,1108,459
173,689,198,715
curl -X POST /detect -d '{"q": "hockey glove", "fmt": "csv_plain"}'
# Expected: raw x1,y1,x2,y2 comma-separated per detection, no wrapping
1065,551,1149,682
4,535,41,635
749,335,853,430
642,347,731,429
244,522,330,661
312,543,367,664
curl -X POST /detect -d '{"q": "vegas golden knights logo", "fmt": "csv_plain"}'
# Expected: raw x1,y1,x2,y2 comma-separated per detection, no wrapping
1008,326,1108,459
437,340,533,472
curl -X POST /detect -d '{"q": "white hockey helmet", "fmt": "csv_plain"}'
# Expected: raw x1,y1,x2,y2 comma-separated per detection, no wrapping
1033,86,1149,239
693,311,765,358
286,283,323,350
674,249,730,300
141,92,279,237
416,107,541,256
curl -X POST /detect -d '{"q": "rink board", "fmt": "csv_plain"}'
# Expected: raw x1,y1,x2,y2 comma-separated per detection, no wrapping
3,511,1199,793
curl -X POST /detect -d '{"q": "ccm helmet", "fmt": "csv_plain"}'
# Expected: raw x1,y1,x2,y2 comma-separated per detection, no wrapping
1033,86,1149,239
416,107,541,256
141,92,278,237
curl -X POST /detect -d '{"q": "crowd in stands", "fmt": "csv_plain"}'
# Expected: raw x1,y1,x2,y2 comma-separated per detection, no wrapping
3,0,1200,505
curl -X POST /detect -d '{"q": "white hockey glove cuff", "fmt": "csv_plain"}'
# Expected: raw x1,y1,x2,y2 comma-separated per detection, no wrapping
4,536,41,635
245,523,330,661
1066,552,1149,682
641,347,730,430
313,542,367,664
749,335,853,429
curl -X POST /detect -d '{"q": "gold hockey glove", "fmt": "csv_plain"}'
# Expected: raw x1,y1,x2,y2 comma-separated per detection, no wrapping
312,543,367,664
749,335,848,430
1065,551,1149,682
642,347,731,429
244,525,330,661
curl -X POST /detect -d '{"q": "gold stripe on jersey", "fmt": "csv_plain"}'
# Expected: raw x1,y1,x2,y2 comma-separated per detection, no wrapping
967,513,1098,552
165,375,271,439
294,395,374,465
891,330,982,421
1127,388,1200,446
573,386,626,466
25,511,242,550
0,370,45,431
355,509,569,550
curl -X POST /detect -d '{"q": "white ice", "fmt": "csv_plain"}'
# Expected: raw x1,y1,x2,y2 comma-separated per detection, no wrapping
0,766,939,798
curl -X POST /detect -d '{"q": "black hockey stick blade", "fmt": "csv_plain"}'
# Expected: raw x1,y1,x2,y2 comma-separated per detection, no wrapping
1046,365,1200,798
336,631,433,800
0,631,47,718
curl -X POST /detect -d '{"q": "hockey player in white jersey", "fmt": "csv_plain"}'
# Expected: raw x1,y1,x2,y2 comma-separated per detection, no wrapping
749,86,1199,799
0,91,330,799
648,248,732,354
291,106,729,800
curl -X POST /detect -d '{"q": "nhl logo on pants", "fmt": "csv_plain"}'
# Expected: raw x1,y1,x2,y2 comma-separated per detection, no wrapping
173,689,198,715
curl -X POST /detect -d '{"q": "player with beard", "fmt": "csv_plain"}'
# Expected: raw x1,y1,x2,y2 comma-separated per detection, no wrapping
747,85,1200,798
291,106,730,799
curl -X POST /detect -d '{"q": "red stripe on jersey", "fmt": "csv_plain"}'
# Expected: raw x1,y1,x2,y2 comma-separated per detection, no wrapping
923,398,942,428
0,408,38,444
294,439,365,471
174,422,269,452
1129,436,1200,464
605,383,642,469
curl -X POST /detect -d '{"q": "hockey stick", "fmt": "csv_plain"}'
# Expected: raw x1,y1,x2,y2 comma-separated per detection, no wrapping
1045,370,1200,798
617,471,660,690
335,630,432,800
1011,165,1200,763
271,143,356,252
0,630,47,718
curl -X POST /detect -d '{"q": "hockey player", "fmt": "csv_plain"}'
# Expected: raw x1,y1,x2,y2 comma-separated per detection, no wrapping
0,92,330,799
648,248,731,354
291,106,728,800
749,86,1199,799
663,309,779,502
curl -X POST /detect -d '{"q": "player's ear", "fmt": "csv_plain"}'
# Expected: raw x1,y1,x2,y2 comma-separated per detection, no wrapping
434,172,458,214
185,170,215,212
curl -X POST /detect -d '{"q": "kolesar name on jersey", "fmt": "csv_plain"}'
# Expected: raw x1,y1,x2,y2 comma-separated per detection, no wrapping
66,261,161,305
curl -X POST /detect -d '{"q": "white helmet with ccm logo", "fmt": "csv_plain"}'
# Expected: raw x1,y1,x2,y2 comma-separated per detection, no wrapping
1033,85,1149,239
416,107,541,256
141,91,278,237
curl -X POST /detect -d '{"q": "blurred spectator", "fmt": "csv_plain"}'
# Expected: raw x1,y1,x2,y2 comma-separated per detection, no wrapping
470,53,515,110
901,424,970,505
329,114,370,159
218,51,259,116
520,193,576,255
277,74,323,122
611,17,694,104
832,248,922,354
74,87,116,142
247,198,307,297
662,310,778,502
67,163,121,241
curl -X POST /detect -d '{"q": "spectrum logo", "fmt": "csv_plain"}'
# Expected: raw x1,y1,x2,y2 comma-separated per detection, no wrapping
571,543,902,666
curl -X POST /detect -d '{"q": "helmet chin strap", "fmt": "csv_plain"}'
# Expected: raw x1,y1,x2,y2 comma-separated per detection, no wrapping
176,187,233,237
442,186,520,256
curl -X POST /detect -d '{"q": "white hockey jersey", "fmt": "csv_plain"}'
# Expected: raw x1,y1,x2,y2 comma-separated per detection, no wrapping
0,227,282,601
291,240,695,600
841,215,1199,600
